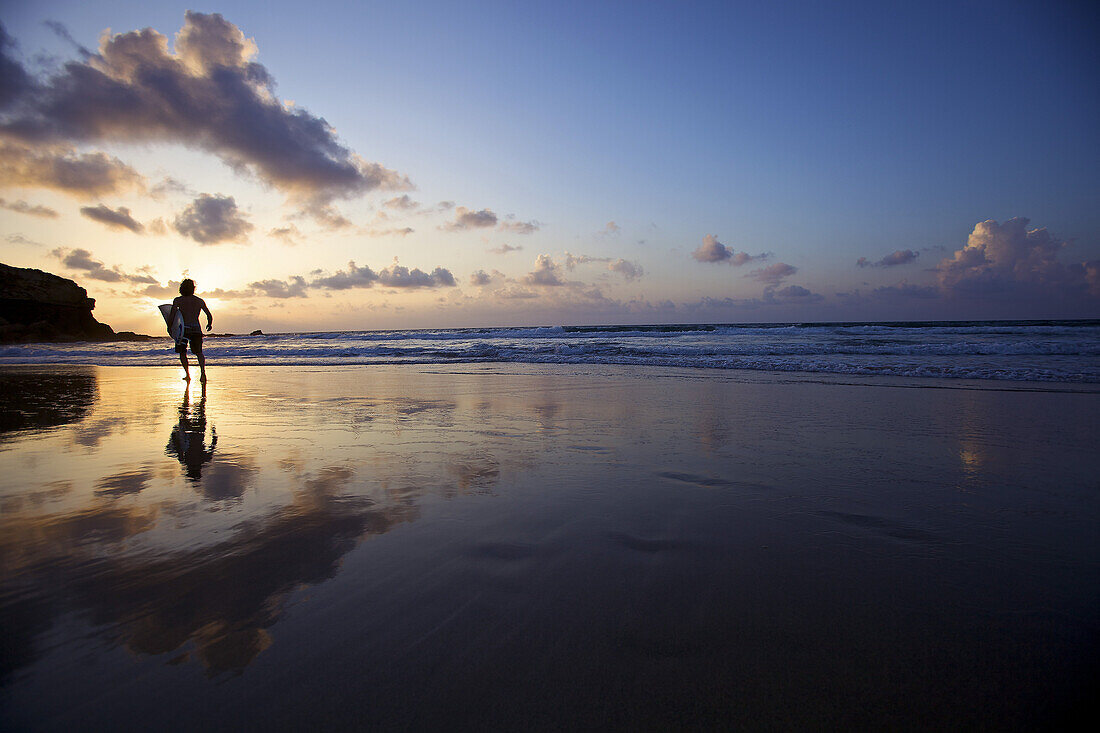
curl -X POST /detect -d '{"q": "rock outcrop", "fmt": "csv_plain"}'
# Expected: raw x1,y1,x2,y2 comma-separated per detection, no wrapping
0,263,151,343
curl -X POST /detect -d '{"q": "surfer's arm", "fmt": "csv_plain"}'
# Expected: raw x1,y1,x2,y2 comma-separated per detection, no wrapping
201,301,213,331
167,304,180,334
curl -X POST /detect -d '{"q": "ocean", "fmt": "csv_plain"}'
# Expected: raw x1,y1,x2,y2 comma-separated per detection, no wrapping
3,319,1099,383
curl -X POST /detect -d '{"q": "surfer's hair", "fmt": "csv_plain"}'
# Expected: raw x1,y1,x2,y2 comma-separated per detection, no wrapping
179,279,196,296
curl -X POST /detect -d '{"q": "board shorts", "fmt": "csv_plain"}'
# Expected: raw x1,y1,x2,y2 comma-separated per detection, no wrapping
175,326,203,355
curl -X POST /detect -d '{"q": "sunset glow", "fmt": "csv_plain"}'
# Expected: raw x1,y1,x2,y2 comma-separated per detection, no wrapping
2,2,1097,334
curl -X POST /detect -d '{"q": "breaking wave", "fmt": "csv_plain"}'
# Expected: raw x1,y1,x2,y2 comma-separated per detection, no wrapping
2,320,1098,383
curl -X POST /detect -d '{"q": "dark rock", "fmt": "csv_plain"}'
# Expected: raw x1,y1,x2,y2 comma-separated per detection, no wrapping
249,329,264,336
0,263,151,343
113,331,156,342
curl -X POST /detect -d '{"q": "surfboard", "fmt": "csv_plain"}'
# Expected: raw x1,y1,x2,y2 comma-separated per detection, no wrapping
158,303,185,346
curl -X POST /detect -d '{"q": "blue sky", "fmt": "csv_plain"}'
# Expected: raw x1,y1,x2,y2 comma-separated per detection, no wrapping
1,1,1097,332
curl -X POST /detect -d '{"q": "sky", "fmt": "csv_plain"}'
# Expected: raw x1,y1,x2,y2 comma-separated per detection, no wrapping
1,0,1098,334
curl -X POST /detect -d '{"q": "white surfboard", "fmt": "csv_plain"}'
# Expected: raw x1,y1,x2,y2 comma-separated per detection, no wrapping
158,303,185,345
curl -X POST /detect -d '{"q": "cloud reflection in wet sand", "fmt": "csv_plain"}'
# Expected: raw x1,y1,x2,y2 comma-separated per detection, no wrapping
0,369,501,681
77,472,418,674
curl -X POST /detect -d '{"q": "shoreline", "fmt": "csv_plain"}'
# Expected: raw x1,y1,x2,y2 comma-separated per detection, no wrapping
4,361,1099,395
4,319,1097,384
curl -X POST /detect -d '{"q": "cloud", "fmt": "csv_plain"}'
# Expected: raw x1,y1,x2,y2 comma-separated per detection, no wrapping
499,219,539,234
268,224,301,245
557,252,643,281
691,234,767,265
0,142,145,197
1,12,411,209
563,252,610,270
139,278,258,300
377,261,455,288
363,226,414,237
311,261,378,290
489,243,523,255
601,221,620,236
249,276,308,298
44,20,93,59
935,217,1099,298
492,285,539,299
832,218,1100,314
51,247,156,283
0,24,32,108
382,194,418,210
692,235,731,263
523,254,564,287
126,266,159,284
470,269,507,287
301,203,352,230
0,197,57,217
857,249,919,268
139,282,180,299
80,203,143,232
608,259,643,281
5,233,42,246
750,262,797,285
729,250,768,266
442,206,497,231
150,176,192,199
310,260,453,290
53,247,122,282
767,284,823,302
173,194,252,244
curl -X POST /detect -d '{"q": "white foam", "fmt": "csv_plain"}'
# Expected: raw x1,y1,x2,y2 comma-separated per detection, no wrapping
3,321,1098,382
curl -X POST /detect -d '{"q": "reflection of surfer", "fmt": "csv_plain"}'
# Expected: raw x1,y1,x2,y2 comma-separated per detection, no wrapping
168,279,213,383
167,383,216,481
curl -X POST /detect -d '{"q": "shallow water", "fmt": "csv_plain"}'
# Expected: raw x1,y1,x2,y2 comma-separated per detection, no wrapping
3,319,1099,383
1,364,1097,729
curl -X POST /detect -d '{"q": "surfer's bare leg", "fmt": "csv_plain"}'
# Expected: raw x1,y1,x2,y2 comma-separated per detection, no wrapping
179,351,191,381
195,347,207,382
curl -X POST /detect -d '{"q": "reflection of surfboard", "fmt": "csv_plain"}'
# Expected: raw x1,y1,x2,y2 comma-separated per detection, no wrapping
158,303,185,345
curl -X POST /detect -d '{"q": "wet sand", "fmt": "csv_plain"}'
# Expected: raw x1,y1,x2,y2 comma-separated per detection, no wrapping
1,364,1097,729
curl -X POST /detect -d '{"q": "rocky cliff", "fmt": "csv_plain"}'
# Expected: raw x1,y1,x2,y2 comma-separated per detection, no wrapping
0,263,150,343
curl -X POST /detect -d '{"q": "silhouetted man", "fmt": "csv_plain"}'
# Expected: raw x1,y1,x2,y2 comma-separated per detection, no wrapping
168,278,213,382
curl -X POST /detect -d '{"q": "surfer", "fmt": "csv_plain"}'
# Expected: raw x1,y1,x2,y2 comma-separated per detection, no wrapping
168,279,213,382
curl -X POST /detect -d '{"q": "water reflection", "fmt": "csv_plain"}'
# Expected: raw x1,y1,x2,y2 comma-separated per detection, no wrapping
447,453,501,495
95,467,155,497
0,369,97,435
0,502,160,684
0,480,71,514
70,470,419,675
0,371,504,682
166,383,216,481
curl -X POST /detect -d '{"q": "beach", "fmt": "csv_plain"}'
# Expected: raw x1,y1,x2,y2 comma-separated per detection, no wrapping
1,363,1097,729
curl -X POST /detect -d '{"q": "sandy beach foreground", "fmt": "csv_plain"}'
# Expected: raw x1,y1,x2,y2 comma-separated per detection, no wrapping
1,364,1097,729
